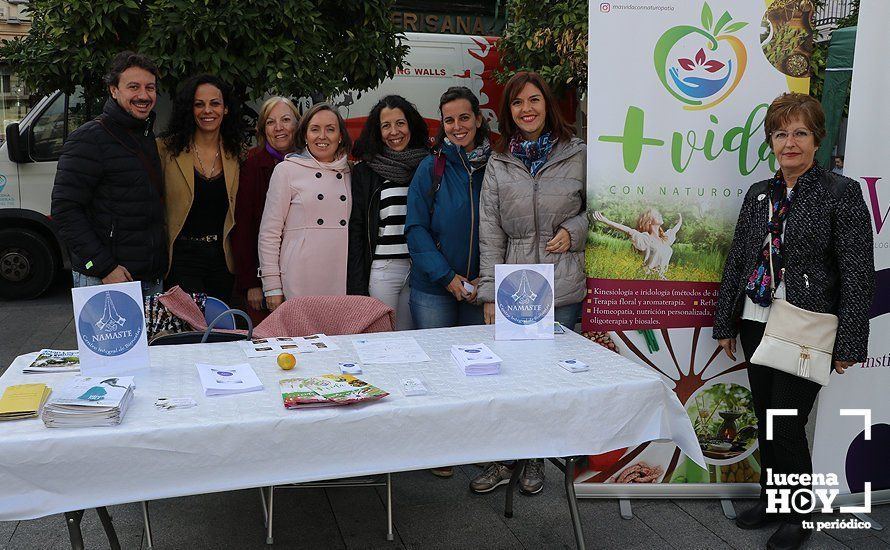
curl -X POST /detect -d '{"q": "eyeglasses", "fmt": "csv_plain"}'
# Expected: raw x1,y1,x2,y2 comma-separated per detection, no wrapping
771,129,813,143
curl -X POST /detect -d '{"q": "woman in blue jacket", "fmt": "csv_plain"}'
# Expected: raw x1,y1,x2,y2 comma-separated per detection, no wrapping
405,86,491,329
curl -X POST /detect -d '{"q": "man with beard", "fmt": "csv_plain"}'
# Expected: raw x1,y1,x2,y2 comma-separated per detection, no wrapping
51,51,167,295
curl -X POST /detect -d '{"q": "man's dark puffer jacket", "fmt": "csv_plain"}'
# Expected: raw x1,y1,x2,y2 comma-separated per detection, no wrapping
713,164,875,363
51,97,167,281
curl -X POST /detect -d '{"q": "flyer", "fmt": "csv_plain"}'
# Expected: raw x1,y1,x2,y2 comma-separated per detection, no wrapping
494,264,555,340
71,281,149,377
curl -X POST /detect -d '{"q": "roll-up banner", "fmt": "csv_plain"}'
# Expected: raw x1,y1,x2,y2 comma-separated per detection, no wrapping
812,0,890,510
580,0,811,496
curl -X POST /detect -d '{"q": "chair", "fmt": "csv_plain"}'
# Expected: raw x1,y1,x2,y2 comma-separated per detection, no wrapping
141,307,252,549
256,295,395,545
203,296,236,330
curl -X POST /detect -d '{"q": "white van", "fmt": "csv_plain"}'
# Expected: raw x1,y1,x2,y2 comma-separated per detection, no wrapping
0,33,570,299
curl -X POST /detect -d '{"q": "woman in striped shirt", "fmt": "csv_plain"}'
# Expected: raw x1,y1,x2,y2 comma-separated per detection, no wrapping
347,95,429,330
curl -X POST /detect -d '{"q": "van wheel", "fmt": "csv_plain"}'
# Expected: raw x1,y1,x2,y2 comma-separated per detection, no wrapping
0,228,58,300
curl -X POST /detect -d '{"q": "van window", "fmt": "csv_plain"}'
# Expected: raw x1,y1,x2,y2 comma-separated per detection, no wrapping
30,93,66,160
29,91,103,161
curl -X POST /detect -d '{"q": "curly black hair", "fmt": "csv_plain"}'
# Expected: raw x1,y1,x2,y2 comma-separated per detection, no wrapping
352,95,429,161
160,74,244,158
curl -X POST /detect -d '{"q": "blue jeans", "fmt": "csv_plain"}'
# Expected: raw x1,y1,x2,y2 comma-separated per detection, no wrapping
555,302,582,332
72,271,164,297
409,288,484,329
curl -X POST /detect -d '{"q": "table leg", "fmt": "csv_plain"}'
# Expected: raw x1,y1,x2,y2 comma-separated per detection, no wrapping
64,510,85,550
720,499,736,520
504,460,526,519
386,473,394,541
64,507,121,550
141,501,153,549
265,486,274,545
96,507,121,550
563,456,587,550
259,487,268,526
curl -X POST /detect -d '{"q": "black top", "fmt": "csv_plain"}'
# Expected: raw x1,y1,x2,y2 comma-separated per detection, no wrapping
50,97,167,279
347,161,422,295
181,169,227,238
713,165,875,363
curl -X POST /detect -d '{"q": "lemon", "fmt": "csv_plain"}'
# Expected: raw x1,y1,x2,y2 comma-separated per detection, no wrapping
277,352,296,370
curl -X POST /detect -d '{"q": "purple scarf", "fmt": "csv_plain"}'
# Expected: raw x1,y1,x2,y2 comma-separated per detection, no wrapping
265,142,286,162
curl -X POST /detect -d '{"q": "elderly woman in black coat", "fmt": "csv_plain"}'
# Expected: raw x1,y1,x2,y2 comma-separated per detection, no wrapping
713,92,874,550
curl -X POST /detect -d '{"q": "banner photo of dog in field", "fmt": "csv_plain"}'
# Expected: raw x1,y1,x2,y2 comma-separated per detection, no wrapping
578,0,811,495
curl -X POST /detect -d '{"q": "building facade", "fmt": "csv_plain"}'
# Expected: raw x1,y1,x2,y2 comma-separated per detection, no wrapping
1,0,31,138
391,0,506,36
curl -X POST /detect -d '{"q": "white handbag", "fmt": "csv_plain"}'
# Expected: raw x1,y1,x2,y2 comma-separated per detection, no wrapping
750,298,837,385
749,204,837,386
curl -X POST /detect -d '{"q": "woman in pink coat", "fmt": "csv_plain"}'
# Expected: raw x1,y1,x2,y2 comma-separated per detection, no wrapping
258,104,352,310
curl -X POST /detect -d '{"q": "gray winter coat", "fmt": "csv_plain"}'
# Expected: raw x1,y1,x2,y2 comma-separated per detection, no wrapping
476,138,588,307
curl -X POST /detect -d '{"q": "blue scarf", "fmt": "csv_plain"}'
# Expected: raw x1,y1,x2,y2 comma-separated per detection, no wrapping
510,132,554,176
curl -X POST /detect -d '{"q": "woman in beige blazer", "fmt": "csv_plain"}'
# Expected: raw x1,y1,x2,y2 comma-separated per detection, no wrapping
158,74,244,302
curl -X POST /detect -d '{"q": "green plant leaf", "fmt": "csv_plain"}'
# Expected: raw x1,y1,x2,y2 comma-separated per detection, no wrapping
713,11,732,36
701,2,713,32
723,21,748,34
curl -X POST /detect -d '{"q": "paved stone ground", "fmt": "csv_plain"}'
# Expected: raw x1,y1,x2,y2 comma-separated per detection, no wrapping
1,278,887,549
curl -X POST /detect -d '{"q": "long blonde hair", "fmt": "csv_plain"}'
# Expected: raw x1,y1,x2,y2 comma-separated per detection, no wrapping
637,208,667,241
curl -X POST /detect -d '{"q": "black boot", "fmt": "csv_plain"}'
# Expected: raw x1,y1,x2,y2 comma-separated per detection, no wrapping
735,501,781,530
767,522,812,550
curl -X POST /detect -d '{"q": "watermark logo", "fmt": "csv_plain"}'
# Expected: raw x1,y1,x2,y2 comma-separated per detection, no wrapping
600,2,611,13
78,291,143,356
653,2,748,110
765,408,873,530
497,269,553,325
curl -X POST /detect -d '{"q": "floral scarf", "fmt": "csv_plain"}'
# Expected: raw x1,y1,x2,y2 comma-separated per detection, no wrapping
510,132,555,176
444,137,491,173
745,175,793,306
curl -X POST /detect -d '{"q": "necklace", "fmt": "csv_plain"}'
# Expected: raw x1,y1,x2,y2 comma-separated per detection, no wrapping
193,142,220,179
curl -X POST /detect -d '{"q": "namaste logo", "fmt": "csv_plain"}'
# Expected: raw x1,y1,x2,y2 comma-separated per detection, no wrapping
95,292,126,332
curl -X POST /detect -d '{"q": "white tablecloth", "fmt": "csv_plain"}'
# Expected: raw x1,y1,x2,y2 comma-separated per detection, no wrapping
0,325,704,520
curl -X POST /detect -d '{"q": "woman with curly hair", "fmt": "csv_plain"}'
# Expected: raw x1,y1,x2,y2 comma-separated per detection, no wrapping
347,95,429,330
159,74,245,301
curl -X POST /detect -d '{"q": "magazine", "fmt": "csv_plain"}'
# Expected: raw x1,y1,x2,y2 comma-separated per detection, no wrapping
0,384,51,420
279,374,388,409
42,376,135,428
280,378,334,408
24,349,80,374
306,374,389,404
